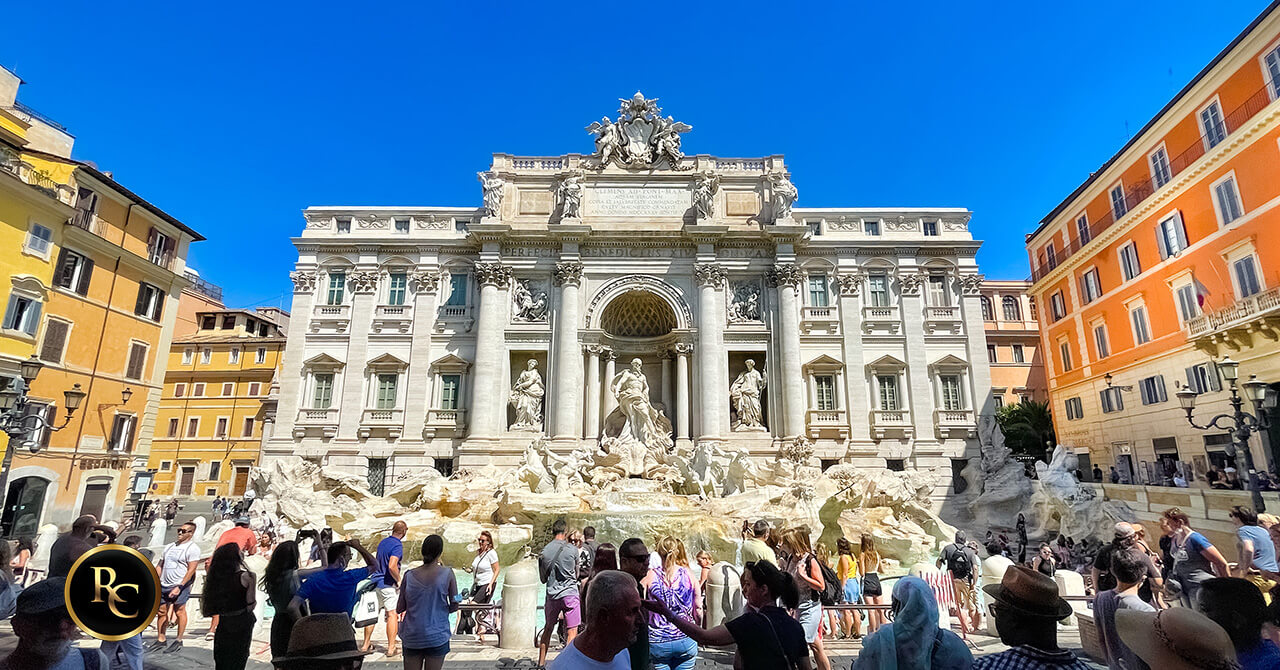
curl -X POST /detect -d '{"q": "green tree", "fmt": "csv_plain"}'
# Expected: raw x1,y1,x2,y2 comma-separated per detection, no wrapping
996,399,1056,461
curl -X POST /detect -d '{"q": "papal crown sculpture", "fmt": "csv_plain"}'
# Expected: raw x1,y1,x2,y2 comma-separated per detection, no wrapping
586,92,694,171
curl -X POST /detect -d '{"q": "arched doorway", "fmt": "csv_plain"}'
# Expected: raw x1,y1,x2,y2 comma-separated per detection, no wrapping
1,476,49,538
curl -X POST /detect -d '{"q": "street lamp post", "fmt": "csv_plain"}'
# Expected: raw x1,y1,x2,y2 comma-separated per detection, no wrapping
0,356,88,524
1176,356,1278,513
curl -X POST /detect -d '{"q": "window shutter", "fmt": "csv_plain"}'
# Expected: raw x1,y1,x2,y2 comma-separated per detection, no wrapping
122,416,136,452
154,289,166,320
77,256,94,295
23,301,41,335
40,405,54,449
135,286,148,316
40,320,68,362
109,416,124,450
1185,367,1200,394
1207,362,1222,391
1156,375,1167,402
1175,213,1188,250
1155,226,1168,260
163,235,176,264
53,249,71,286
146,227,157,255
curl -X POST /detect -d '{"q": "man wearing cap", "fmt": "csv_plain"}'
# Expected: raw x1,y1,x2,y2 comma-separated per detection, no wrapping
216,516,259,556
937,530,980,633
0,577,108,670
149,521,201,653
48,514,115,578
273,613,371,670
973,565,1091,669
1091,522,1163,606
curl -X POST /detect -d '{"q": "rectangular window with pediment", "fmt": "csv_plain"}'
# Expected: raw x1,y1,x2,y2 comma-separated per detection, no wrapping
815,376,835,411
440,374,460,410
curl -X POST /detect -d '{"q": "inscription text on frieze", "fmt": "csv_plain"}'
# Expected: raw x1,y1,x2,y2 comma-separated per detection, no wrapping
585,186,690,217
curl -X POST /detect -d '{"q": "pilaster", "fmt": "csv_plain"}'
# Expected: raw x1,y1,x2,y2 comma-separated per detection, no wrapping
337,270,379,439
270,270,320,450
405,268,444,441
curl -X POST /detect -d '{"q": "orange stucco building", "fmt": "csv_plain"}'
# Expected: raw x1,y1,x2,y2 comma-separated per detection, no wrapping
979,280,1046,410
1025,3,1280,485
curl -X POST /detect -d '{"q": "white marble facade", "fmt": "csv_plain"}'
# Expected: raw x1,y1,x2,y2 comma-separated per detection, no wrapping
263,98,994,493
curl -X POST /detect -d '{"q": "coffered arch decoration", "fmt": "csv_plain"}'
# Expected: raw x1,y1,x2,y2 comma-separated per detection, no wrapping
587,275,693,333
599,290,678,338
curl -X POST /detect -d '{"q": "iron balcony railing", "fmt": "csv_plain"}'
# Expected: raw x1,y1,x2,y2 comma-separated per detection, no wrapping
183,270,223,302
0,149,74,204
1030,81,1277,283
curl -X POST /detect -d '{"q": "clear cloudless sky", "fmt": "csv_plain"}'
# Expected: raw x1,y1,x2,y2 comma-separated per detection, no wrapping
4,1,1274,309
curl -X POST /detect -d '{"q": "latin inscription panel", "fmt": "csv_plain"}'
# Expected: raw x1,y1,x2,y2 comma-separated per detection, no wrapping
585,186,690,217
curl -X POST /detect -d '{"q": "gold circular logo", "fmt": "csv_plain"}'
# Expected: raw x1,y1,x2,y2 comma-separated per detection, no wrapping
65,545,161,641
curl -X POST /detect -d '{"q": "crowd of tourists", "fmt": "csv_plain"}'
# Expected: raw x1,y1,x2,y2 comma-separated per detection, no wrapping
5,504,1280,669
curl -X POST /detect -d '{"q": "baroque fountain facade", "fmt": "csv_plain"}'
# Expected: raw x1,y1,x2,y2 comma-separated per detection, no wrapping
257,93,1037,565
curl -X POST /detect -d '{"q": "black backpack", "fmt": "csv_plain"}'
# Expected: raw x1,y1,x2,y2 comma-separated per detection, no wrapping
806,555,842,606
946,544,973,580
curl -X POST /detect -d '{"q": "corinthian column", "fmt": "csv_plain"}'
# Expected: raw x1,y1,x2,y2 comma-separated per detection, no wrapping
584,345,603,440
694,263,727,440
674,342,693,442
552,261,585,442
467,262,513,439
602,350,617,420
769,263,806,438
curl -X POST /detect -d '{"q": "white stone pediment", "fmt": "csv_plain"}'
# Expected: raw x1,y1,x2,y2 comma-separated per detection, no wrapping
866,354,907,371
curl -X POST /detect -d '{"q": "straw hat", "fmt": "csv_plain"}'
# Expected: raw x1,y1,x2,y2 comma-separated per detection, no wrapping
981,565,1073,620
272,613,372,665
1116,608,1240,670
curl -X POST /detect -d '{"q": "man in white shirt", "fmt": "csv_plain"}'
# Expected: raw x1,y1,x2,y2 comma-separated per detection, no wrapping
148,521,202,653
549,571,640,670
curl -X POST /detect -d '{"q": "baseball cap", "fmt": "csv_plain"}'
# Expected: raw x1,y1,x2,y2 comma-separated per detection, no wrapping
16,577,68,615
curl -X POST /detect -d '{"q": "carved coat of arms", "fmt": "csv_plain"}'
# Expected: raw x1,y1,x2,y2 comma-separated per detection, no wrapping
586,92,692,170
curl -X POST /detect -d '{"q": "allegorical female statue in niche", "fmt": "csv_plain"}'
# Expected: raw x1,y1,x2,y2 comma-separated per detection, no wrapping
730,359,767,431
509,359,544,431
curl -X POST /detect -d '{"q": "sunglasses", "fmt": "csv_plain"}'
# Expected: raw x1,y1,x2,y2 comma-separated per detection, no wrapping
178,528,194,534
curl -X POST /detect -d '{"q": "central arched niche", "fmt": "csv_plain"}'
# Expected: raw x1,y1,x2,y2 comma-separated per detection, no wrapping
599,290,677,338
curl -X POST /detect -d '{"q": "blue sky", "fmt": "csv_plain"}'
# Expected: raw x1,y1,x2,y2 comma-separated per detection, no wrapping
4,1,1274,309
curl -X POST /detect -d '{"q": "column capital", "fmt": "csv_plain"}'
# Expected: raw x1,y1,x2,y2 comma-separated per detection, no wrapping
475,262,514,287
350,270,380,294
693,262,727,287
959,273,986,295
767,263,803,288
672,342,695,356
290,270,319,294
897,270,924,295
836,269,865,297
584,344,608,356
601,348,618,361
554,261,585,287
410,269,447,294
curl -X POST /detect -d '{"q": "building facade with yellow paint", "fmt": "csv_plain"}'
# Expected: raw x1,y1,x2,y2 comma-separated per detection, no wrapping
0,66,203,536
147,291,287,499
